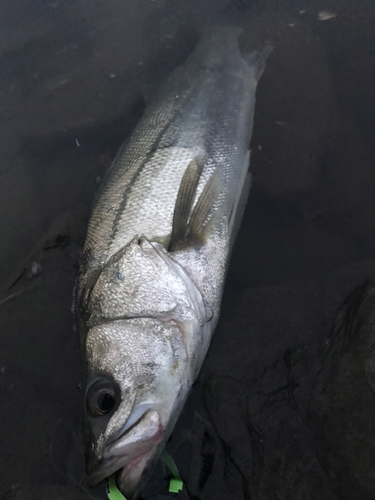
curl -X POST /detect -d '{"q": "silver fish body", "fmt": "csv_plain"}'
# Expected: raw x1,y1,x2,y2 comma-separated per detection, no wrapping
76,26,270,498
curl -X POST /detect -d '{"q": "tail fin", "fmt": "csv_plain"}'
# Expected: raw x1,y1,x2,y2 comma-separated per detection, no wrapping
192,25,272,79
188,25,243,69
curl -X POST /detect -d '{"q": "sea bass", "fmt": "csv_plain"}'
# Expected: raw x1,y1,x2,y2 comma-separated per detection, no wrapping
76,26,270,499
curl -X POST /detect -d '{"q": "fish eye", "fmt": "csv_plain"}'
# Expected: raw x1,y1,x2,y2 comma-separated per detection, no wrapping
86,380,117,417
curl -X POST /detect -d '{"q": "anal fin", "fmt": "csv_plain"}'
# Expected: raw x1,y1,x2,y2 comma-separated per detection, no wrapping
244,45,273,82
228,151,251,233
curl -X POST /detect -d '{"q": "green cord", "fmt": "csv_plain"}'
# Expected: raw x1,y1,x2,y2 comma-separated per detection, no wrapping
160,450,183,493
168,477,184,494
107,474,127,500
107,450,183,499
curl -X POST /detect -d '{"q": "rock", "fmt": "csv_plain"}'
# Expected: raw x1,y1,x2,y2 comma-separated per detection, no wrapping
0,484,93,500
290,279,375,499
248,11,335,197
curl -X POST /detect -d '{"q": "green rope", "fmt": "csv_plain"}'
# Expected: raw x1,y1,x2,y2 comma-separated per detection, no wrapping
107,450,183,499
107,474,127,500
161,450,183,493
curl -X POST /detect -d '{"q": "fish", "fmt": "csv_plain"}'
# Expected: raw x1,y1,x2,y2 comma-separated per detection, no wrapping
75,26,271,499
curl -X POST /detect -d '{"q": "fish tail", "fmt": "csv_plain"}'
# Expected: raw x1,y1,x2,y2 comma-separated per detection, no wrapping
189,25,243,68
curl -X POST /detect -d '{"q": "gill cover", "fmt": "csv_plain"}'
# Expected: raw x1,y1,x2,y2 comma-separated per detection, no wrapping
85,236,210,368
88,237,201,320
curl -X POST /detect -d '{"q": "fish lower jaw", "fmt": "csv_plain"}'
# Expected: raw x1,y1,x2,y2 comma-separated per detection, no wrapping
88,409,163,497
116,449,155,499
89,448,156,499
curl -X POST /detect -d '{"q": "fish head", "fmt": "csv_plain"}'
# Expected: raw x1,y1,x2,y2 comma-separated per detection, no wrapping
84,317,186,498
81,237,209,498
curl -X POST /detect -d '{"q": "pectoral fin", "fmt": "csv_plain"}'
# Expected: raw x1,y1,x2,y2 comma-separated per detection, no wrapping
170,156,204,251
187,169,221,246
169,158,221,251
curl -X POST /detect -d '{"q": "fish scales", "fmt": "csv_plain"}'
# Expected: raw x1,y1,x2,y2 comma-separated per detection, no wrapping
76,25,270,499
83,53,254,268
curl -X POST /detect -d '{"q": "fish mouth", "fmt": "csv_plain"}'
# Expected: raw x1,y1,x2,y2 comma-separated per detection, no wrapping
88,409,163,498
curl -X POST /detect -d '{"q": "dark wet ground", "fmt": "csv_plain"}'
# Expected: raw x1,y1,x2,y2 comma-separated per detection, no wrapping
1,0,375,498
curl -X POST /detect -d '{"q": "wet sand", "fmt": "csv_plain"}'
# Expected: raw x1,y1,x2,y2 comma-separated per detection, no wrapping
1,0,375,498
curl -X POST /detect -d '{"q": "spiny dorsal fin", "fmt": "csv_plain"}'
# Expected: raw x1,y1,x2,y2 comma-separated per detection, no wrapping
188,169,221,245
170,156,204,251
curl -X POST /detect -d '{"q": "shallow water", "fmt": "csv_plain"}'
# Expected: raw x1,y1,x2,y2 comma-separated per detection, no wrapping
1,1,374,499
